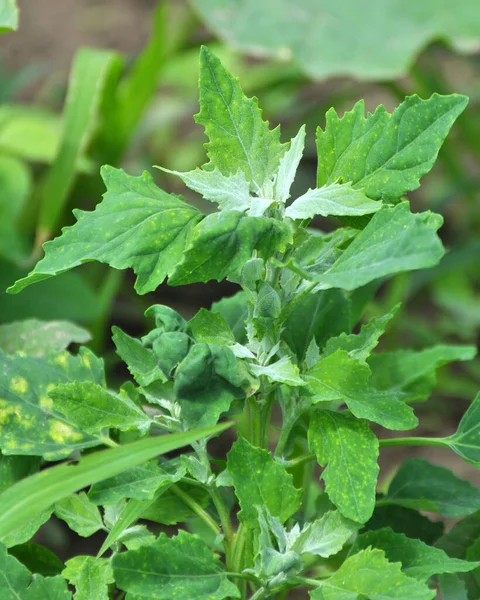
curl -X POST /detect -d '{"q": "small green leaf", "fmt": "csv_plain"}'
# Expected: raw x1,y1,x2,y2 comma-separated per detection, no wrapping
309,548,435,600
169,210,292,285
227,436,301,527
383,458,480,518
189,309,235,345
289,510,359,558
174,343,255,428
308,411,379,523
351,528,479,581
314,203,444,291
443,392,480,464
8,543,64,577
0,320,91,357
285,182,380,220
197,46,286,192
113,530,240,599
50,381,151,435
369,344,476,403
9,167,203,295
274,126,306,203
54,492,104,537
317,94,468,199
112,327,167,386
211,292,249,344
307,350,417,430
249,356,305,386
63,556,113,600
142,483,211,526
0,0,18,32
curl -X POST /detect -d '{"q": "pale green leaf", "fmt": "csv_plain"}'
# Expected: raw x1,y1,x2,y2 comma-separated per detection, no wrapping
211,291,249,344
444,392,480,464
308,411,379,523
49,381,151,435
63,556,113,600
307,350,417,430
54,492,104,537
189,309,235,345
113,530,240,599
0,0,18,32
8,167,203,295
383,458,480,517
351,528,479,581
227,436,301,527
317,94,468,198
196,46,286,192
0,510,52,549
0,320,91,357
274,125,305,203
112,326,167,386
315,203,444,291
309,548,435,600
169,210,292,285
285,182,380,220
249,356,305,386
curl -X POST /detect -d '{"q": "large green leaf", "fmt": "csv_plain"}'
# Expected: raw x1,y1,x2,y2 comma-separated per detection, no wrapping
444,393,480,464
0,348,105,459
307,350,417,430
351,528,479,581
227,436,301,527
382,458,480,518
0,423,230,540
309,548,435,600
8,167,203,295
369,344,476,403
0,542,71,599
308,411,379,523
317,94,468,198
0,320,91,357
313,203,444,291
0,0,18,32
169,210,292,285
113,530,240,599
196,46,286,192
62,556,112,600
192,1,480,80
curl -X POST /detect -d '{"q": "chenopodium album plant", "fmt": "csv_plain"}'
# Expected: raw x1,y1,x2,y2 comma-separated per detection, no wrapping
2,46,480,599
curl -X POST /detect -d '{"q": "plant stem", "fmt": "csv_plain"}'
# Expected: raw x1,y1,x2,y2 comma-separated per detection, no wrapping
379,436,450,448
287,453,316,468
231,522,248,598
170,483,220,537
210,484,234,564
248,396,263,447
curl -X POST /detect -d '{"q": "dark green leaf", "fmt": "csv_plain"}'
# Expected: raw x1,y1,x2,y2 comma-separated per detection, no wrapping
308,410,379,523
211,292,248,345
8,543,64,578
142,483,211,526
366,506,443,545
112,326,167,386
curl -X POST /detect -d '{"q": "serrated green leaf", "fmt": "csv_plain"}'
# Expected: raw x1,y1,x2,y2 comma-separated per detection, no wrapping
196,46,286,192
49,381,151,435
0,542,71,600
322,305,399,362
351,528,479,581
274,126,305,203
307,350,417,430
249,356,305,386
113,530,240,599
227,436,301,527
289,510,359,558
63,556,113,600
174,343,255,428
158,166,251,212
317,94,468,199
112,326,167,387
54,492,104,537
8,167,203,295
443,393,480,464
313,203,444,291
169,210,292,285
0,320,91,357
285,182,380,220
308,411,379,523
189,309,235,345
383,458,480,518
88,460,185,505
369,344,476,403
283,289,351,360
8,543,64,578
0,423,230,541
309,548,435,600
0,348,104,459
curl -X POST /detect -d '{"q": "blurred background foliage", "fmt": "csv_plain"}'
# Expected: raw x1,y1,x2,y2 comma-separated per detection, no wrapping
0,0,480,438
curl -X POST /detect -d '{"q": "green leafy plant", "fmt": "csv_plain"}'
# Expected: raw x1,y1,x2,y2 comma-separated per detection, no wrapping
3,46,480,599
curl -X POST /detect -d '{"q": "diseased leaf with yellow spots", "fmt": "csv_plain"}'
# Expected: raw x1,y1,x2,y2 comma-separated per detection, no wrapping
8,167,203,295
308,410,379,523
227,436,301,527
0,348,105,460
113,530,240,599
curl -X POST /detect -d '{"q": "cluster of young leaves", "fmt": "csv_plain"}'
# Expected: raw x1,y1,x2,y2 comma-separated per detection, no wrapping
3,46,480,599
